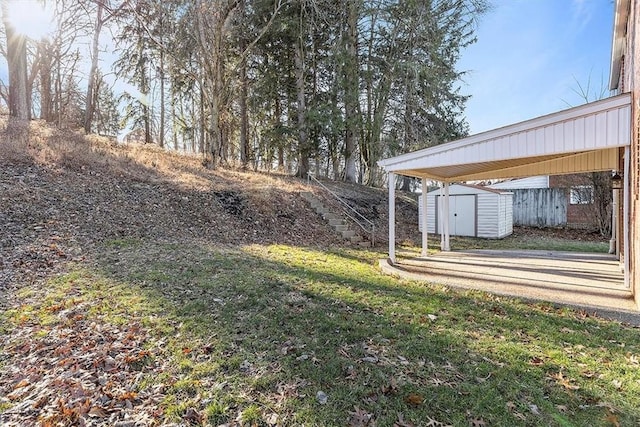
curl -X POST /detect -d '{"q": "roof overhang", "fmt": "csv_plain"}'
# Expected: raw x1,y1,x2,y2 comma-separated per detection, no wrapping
609,0,630,90
378,94,631,182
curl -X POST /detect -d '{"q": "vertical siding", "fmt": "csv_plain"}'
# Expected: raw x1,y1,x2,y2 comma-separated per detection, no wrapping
422,191,513,238
512,189,567,227
421,194,439,234
489,175,549,190
504,194,514,236
476,194,498,238
497,196,506,237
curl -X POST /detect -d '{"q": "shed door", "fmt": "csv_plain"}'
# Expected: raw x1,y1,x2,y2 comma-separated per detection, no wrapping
437,195,476,237
450,195,476,236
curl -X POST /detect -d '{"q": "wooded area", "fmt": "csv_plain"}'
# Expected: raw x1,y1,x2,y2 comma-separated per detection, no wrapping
0,0,488,185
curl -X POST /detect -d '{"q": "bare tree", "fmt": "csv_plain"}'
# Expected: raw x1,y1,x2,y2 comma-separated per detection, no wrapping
2,1,29,120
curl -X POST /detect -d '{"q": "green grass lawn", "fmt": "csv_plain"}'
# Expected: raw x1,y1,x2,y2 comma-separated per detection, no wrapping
2,239,638,426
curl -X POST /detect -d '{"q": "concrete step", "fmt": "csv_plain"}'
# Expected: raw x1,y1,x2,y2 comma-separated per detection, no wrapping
341,230,356,239
323,213,341,221
302,191,367,245
358,241,371,248
333,224,349,232
301,194,316,204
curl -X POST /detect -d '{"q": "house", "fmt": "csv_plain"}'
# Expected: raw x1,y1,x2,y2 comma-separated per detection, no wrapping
548,173,610,231
378,0,639,309
610,0,639,307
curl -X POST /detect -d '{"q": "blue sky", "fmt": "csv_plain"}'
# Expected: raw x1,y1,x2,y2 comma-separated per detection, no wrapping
458,0,615,134
1,0,614,139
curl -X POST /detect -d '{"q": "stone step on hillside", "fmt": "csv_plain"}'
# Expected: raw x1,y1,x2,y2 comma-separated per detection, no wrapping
341,229,356,239
333,224,349,232
300,191,367,246
328,218,345,226
300,191,315,202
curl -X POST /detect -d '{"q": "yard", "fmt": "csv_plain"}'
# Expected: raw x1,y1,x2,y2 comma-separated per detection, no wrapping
1,135,638,426
2,238,639,426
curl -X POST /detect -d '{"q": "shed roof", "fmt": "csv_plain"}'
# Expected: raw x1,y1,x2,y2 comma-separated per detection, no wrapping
378,94,631,182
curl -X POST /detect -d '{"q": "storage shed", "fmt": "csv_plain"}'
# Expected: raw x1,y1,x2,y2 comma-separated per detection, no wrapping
419,184,513,238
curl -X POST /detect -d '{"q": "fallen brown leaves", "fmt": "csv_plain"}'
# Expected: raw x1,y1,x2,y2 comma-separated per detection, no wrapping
348,406,375,426
548,371,580,391
0,301,166,426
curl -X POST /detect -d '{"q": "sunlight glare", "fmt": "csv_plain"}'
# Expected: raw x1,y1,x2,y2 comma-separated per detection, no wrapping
2,0,55,40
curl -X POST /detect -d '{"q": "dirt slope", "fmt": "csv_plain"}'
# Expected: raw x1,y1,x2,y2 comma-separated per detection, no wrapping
0,120,419,299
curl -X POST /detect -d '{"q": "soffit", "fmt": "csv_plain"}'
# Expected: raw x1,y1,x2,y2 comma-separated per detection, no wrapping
378,94,631,182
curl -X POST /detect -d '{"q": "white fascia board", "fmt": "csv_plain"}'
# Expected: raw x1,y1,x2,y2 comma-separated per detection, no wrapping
609,0,630,90
378,93,631,172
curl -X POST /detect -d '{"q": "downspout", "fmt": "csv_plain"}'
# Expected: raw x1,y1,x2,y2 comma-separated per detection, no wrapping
623,146,630,288
609,185,618,255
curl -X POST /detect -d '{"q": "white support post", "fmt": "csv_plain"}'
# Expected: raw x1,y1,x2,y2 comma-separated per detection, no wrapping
623,146,630,288
421,177,428,257
443,182,451,251
609,186,618,255
439,183,444,249
388,173,396,263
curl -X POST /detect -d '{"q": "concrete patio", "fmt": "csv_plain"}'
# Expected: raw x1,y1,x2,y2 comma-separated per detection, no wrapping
380,250,640,325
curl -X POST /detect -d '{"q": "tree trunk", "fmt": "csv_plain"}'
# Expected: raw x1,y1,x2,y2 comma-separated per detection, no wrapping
239,0,249,167
159,47,165,148
273,90,285,171
55,45,62,127
84,1,103,134
399,176,412,191
294,39,309,178
198,77,205,154
39,41,52,121
141,61,151,144
172,89,178,150
240,60,249,167
343,0,359,182
3,6,30,120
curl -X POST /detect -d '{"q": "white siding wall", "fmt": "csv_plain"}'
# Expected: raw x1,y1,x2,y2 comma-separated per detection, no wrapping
495,194,514,238
489,176,549,190
477,194,498,238
420,185,513,238
418,194,439,234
